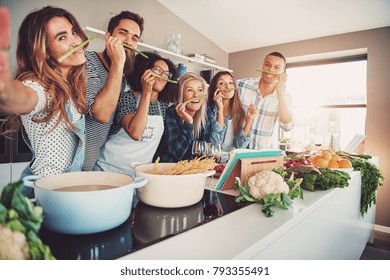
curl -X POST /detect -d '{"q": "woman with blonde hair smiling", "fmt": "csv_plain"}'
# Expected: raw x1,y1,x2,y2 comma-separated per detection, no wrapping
154,72,223,162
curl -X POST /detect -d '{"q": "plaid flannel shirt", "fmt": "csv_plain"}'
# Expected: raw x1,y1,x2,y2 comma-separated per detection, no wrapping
236,77,294,150
154,105,212,162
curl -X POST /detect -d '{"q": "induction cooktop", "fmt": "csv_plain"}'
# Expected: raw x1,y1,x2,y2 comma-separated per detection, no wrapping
39,189,249,260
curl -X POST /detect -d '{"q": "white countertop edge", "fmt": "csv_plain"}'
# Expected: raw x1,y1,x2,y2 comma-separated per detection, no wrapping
119,172,361,260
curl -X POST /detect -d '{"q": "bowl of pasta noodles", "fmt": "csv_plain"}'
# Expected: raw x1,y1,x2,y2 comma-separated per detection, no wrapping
134,159,216,208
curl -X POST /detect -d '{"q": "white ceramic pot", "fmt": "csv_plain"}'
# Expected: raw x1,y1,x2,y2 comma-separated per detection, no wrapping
23,172,147,235
134,163,215,208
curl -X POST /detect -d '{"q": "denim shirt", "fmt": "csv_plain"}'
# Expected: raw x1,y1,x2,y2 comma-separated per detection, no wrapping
208,105,251,150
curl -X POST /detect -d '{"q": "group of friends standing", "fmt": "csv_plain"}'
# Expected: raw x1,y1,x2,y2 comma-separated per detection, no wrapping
0,6,294,198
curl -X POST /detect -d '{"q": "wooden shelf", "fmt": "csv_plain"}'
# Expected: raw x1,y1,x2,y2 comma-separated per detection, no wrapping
85,27,232,73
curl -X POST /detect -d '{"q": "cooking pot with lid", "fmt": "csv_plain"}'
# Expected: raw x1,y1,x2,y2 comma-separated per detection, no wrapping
23,171,147,235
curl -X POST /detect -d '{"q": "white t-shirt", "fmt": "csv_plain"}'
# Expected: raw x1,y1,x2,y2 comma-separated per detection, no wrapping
20,80,81,177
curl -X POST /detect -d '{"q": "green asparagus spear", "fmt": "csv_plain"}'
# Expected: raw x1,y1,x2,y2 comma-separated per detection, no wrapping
254,69,280,75
152,73,178,83
183,94,208,104
122,43,148,58
57,36,96,63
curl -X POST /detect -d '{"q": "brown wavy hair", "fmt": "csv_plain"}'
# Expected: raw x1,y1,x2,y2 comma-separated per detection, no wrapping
207,71,245,135
2,6,88,135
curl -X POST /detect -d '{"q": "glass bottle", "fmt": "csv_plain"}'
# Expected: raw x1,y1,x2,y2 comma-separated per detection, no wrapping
166,33,177,53
175,33,183,54
329,131,341,152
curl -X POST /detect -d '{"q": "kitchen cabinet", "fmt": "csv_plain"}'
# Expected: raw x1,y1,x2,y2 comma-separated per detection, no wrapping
0,114,11,163
0,114,32,194
0,114,31,194
10,162,29,181
0,163,11,194
0,114,32,164
0,162,29,195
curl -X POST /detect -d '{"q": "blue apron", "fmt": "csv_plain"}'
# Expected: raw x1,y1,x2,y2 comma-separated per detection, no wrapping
20,105,85,199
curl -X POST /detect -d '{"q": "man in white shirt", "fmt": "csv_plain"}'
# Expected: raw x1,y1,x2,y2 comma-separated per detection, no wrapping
236,52,294,150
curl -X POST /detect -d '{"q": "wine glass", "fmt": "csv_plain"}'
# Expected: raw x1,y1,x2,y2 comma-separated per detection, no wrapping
205,143,222,188
206,143,222,163
191,140,206,159
314,128,325,152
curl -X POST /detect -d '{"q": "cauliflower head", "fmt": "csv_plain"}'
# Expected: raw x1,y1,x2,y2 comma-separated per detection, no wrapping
248,170,289,199
0,225,30,260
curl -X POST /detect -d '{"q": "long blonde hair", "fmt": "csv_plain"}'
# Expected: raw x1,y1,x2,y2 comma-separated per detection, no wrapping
178,72,208,139
2,6,87,135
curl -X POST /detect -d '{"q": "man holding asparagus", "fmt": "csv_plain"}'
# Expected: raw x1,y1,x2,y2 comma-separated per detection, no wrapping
83,11,144,171
236,52,294,150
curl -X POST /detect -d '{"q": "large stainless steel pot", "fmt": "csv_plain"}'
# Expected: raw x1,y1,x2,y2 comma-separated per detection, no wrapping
23,171,147,235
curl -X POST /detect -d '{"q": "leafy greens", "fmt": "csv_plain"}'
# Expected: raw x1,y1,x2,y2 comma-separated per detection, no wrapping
0,181,55,259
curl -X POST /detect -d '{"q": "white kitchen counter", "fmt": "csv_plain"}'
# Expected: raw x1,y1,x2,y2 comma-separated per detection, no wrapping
119,172,375,260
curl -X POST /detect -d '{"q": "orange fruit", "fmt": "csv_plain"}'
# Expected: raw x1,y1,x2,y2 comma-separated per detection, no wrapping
317,158,329,168
322,149,335,155
338,159,352,168
328,160,339,168
331,154,340,162
310,155,322,165
321,151,333,161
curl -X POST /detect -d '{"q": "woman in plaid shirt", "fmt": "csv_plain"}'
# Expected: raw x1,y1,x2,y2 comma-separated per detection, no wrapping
154,72,223,162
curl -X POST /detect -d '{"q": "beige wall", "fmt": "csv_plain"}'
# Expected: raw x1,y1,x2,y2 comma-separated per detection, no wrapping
230,27,390,228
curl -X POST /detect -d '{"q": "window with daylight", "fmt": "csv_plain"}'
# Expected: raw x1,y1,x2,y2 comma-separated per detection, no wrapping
280,55,367,151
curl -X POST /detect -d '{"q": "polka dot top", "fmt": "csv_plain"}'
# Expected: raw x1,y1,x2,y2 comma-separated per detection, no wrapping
20,80,82,177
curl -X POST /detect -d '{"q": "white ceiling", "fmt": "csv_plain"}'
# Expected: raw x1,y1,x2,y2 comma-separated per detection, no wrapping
157,0,390,53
